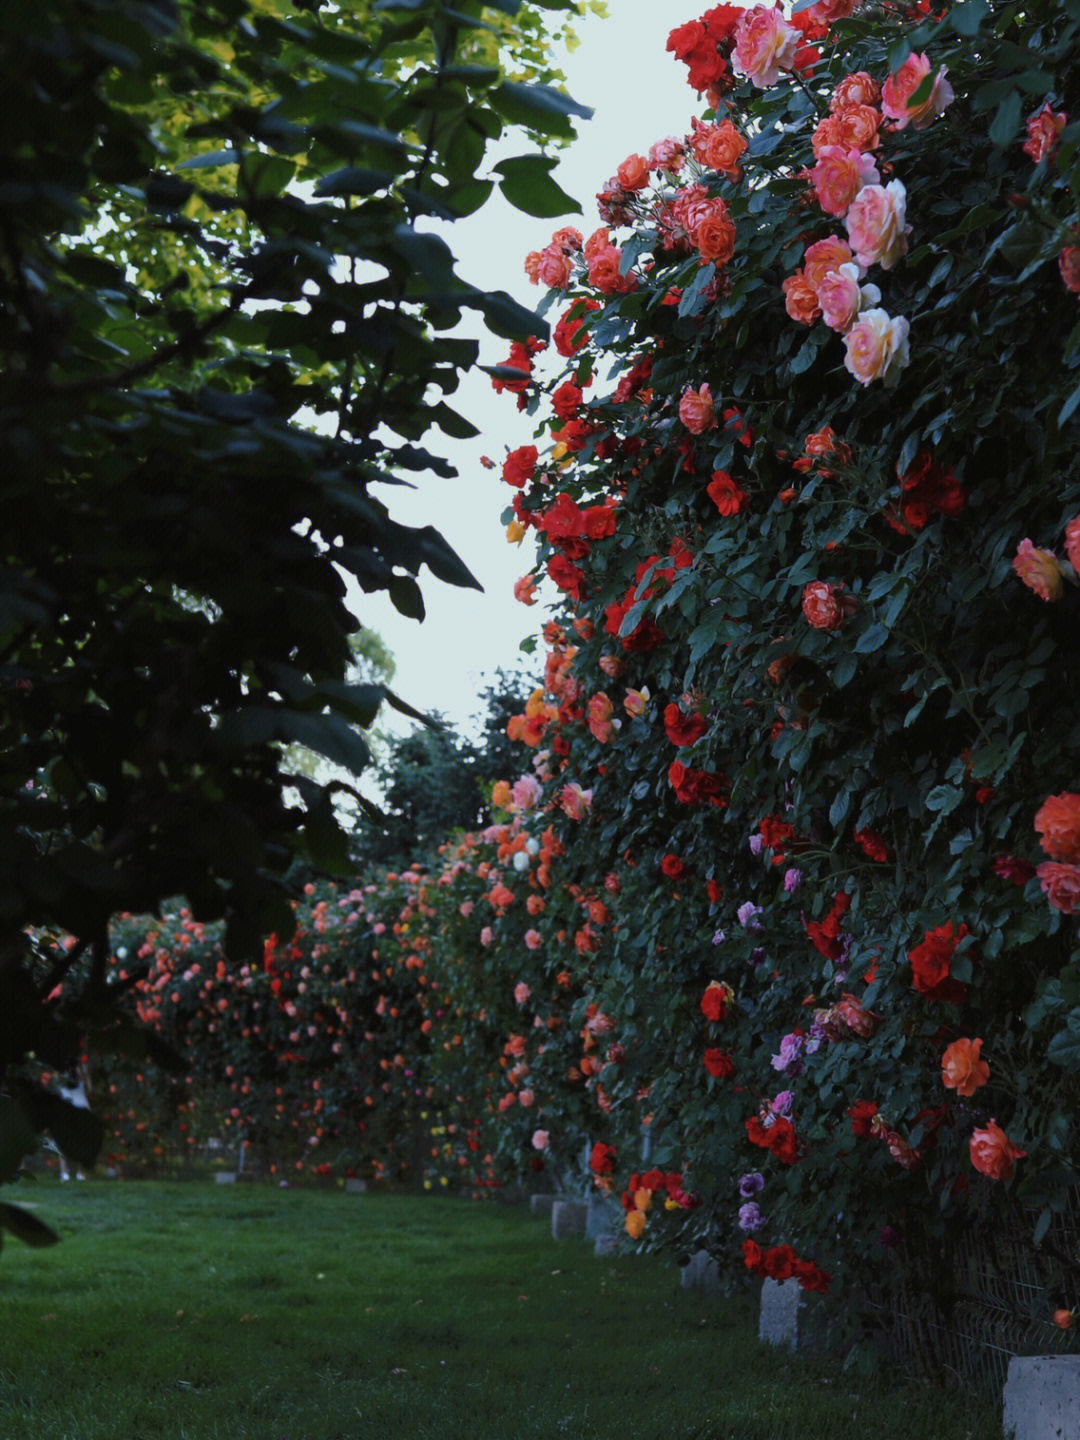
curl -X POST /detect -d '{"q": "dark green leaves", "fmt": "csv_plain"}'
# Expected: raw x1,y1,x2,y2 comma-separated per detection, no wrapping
494,154,580,217
490,81,592,138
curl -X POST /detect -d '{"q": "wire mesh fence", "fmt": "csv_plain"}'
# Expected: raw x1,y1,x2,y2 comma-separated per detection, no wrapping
863,1189,1080,1396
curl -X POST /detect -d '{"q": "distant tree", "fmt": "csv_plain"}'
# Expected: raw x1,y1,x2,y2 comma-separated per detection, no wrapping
0,0,591,1237
361,719,484,866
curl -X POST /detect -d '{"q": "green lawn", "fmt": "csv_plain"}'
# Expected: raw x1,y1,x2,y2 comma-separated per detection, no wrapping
0,1181,1000,1440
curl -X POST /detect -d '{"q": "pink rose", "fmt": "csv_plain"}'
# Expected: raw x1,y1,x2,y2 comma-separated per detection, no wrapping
480,926,494,947
1024,103,1068,164
1060,245,1080,296
560,783,592,820
512,775,542,811
514,982,531,1005
1065,517,1080,572
842,308,910,386
831,72,881,111
845,180,908,270
524,928,542,950
648,136,686,173
810,145,880,217
733,5,800,88
459,901,474,918
1037,862,1080,914
817,263,876,333
679,382,717,434
1012,539,1063,601
881,53,954,130
970,1120,1025,1181
531,1129,549,1151
519,1089,535,1108
537,244,573,290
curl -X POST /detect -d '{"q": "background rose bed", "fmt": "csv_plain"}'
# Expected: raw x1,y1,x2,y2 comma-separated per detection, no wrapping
28,0,1080,1375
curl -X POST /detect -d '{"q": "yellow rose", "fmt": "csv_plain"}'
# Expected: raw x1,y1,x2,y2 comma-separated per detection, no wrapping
633,1187,652,1212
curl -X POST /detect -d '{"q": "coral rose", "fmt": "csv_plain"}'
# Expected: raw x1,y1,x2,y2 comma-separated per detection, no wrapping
695,204,737,265
970,1120,1025,1181
810,146,880,218
1037,862,1080,914
1060,245,1080,296
845,180,909,270
537,245,573,290
802,580,854,630
733,5,800,88
707,470,749,516
782,269,821,324
616,153,651,191
679,383,717,434
831,72,881,111
588,245,635,295
513,574,537,606
843,308,910,386
881,53,954,130
1013,539,1064,601
803,236,856,291
941,1037,990,1097
1034,793,1080,862
1023,102,1067,163
817,263,875,333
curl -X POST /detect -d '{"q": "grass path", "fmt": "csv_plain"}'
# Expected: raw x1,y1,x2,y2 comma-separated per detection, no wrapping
0,1181,999,1439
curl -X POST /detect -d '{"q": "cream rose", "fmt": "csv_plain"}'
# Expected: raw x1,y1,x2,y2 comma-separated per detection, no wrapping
845,180,909,270
842,308,910,386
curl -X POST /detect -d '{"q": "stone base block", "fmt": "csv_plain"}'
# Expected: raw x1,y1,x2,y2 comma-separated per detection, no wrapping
214,1171,237,1185
586,1194,623,1240
551,1200,588,1241
759,1278,803,1349
529,1193,559,1218
681,1249,724,1294
1003,1355,1080,1440
345,1178,367,1194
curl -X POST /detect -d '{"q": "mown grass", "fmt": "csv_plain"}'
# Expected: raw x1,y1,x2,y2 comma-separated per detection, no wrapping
0,1180,1000,1440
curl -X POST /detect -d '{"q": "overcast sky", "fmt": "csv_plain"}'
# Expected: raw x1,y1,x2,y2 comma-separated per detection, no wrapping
348,3,699,737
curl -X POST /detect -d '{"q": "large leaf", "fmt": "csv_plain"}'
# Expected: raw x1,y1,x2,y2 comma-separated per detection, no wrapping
494,154,580,217
489,81,593,138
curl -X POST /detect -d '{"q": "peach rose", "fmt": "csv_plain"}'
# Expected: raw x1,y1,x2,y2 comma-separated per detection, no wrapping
584,226,611,260
803,235,856,291
842,308,910,386
881,53,953,130
831,72,881,111
624,686,650,718
1013,538,1064,601
524,250,542,284
1037,862,1080,914
531,1129,549,1151
617,153,651,191
691,118,748,178
514,982,531,1005
679,382,717,434
845,180,908,270
491,780,511,809
810,145,880,217
1034,792,1080,862
1065,517,1080,572
733,5,800,88
588,245,633,295
816,104,881,156
941,1037,990,1097
782,269,822,324
598,653,624,678
524,928,542,950
648,136,686,173
969,1120,1025,1181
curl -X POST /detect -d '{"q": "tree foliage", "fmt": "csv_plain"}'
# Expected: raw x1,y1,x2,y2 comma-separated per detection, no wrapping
0,0,590,1241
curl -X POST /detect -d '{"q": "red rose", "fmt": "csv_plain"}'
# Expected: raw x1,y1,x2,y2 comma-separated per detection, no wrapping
847,1100,879,1138
701,980,732,1022
547,554,586,601
589,1141,617,1175
742,1238,765,1272
551,380,583,420
707,879,724,904
802,579,855,631
908,921,972,1004
707,469,749,516
763,1244,799,1282
703,1048,735,1078
664,703,707,747
660,853,686,880
501,445,538,488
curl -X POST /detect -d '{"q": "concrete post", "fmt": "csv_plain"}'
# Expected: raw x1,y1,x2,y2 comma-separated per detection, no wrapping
1002,1355,1080,1440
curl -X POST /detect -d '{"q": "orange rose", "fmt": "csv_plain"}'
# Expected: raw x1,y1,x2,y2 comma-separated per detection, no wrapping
1013,538,1064,601
969,1119,1025,1181
782,269,821,325
625,1208,647,1238
696,208,737,265
1034,792,1080,862
616,153,651,191
941,1037,990,1098
802,236,855,292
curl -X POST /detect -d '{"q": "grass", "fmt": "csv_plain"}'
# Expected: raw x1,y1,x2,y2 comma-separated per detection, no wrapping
0,1180,1001,1440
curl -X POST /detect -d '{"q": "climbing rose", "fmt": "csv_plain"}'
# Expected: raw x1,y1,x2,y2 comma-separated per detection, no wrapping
514,982,531,1005
1023,103,1067,163
661,853,686,880
803,236,855,291
531,1129,549,1151
1034,793,1080,862
881,53,953,130
679,383,717,434
704,1048,736,1078
1060,245,1080,296
701,980,733,1022
513,575,537,606
843,308,910,386
502,445,537,488
1037,863,1080,914
782,270,821,325
941,1038,990,1097
810,146,880,217
817,263,876,333
1066,517,1080,571
1013,539,1064,601
664,703,707,746
908,920,971,1004
845,181,908,270
831,72,880,110
616,153,651,191
732,5,800,88
590,1141,617,1175
802,580,854,630
707,470,749,515
970,1121,1025,1181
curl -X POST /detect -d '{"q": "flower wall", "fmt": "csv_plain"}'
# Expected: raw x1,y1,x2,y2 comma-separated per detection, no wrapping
482,0,1080,1319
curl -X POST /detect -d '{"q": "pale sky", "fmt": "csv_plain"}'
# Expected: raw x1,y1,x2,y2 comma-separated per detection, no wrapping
348,2,699,737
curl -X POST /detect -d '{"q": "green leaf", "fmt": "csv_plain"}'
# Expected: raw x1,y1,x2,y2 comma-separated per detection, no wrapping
314,167,396,197
1058,380,1080,428
494,155,580,217
390,574,426,620
490,81,593,139
950,0,989,34
1047,1011,1080,1068
176,148,242,169
989,91,1022,147
0,1203,60,1249
854,623,889,654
